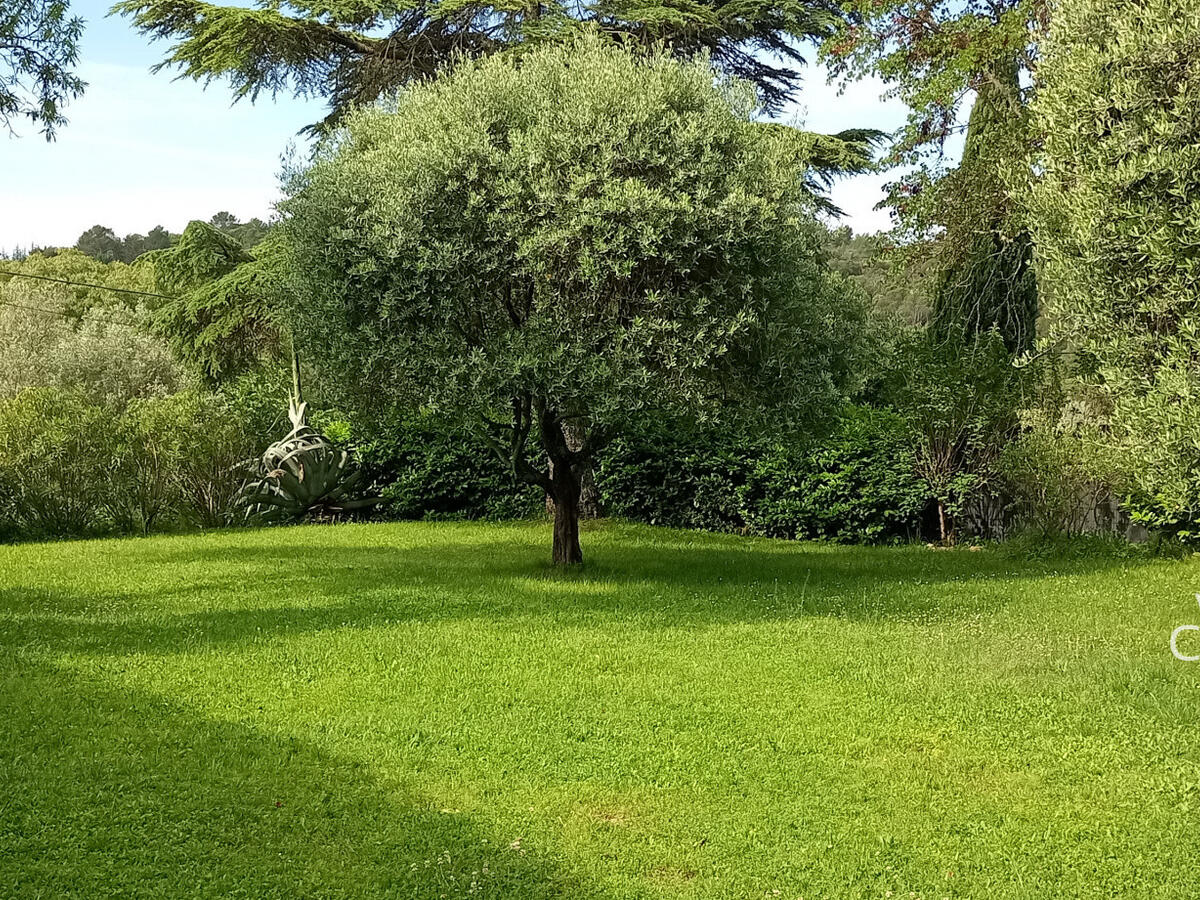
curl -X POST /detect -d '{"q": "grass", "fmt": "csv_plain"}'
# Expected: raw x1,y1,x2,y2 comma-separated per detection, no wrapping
2,520,1199,898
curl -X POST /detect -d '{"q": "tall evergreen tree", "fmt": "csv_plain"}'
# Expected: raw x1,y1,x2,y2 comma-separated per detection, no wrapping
144,221,284,384
929,58,1037,355
824,1,1045,353
114,0,844,128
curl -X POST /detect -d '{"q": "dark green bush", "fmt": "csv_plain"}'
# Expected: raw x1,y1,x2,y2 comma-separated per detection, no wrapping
596,407,929,543
338,405,928,540
595,422,750,532
0,388,928,543
744,406,930,542
343,412,541,522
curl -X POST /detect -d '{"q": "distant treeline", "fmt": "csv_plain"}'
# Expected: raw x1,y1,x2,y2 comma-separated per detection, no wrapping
2,211,269,263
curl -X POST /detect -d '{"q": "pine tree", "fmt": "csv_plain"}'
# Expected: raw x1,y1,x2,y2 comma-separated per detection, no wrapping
929,58,1037,355
114,0,844,129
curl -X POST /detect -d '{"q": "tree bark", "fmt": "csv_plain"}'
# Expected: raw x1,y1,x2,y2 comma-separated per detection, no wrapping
550,467,583,565
546,420,601,519
565,420,600,518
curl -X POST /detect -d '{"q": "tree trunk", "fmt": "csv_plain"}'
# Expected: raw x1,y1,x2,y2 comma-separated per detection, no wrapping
550,468,583,566
567,420,601,518
547,420,601,519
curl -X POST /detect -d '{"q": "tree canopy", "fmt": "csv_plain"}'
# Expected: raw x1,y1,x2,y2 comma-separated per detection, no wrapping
144,221,285,384
70,214,269,265
1029,0,1200,532
113,0,843,128
1,0,85,138
278,36,866,563
823,0,1044,170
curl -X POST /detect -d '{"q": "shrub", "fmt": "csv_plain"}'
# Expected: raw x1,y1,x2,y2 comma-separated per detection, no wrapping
596,422,751,533
42,316,187,409
0,387,262,541
0,251,188,408
0,389,117,539
881,328,1027,541
997,409,1118,539
347,412,540,522
744,407,929,542
122,391,260,529
595,408,929,543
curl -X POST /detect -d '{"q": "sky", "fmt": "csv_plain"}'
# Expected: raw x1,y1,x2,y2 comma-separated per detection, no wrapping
0,0,911,252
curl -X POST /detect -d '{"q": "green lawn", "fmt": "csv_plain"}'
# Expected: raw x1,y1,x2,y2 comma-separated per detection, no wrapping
2,521,1199,898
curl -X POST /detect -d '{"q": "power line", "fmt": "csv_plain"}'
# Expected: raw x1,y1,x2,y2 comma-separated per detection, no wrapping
0,268,177,303
0,298,142,330
0,267,172,330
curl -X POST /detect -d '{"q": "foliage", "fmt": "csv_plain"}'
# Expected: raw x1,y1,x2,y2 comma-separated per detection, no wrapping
279,37,868,563
236,399,376,524
341,410,541,521
73,226,126,264
147,220,251,293
1028,0,1200,536
0,389,114,540
596,421,751,534
823,0,1044,179
997,408,1117,539
207,212,269,249
927,58,1038,356
822,226,931,325
146,222,285,384
0,0,85,138
823,5,1044,538
823,1,1043,357
881,327,1026,540
115,0,845,130
745,406,930,541
327,404,926,537
0,247,154,318
596,407,928,542
122,390,262,529
110,394,196,534
71,215,269,265
39,316,189,409
0,251,188,408
0,385,262,541
75,224,173,264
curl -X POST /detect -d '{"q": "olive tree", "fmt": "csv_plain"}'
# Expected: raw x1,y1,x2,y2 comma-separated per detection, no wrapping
279,37,866,564
1028,0,1200,533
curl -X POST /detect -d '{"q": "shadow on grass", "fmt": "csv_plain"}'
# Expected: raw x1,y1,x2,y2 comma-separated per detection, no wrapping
0,653,623,899
0,524,1166,895
0,522,1156,659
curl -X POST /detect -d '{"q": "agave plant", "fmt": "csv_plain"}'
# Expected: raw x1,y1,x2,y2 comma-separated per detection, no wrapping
236,397,377,523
